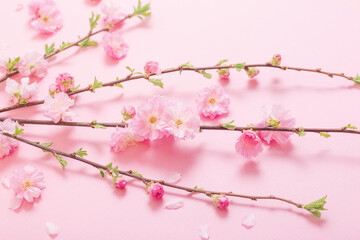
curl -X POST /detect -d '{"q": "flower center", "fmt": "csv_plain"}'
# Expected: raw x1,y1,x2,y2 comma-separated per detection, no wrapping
149,116,157,124
41,16,49,23
268,118,280,127
176,119,183,127
21,179,32,190
209,98,216,104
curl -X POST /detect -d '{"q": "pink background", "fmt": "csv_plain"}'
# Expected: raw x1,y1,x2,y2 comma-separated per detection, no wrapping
1,0,360,239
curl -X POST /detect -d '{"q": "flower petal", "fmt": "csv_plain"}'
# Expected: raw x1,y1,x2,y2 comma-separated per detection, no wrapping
46,221,59,237
1,177,10,189
242,214,256,229
199,224,210,240
165,172,181,184
9,196,23,210
164,198,184,210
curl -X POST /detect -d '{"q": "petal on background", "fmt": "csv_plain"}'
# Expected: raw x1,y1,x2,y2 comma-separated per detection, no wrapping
1,177,10,189
199,224,210,240
242,214,256,229
165,172,181,184
164,198,184,210
9,196,22,210
46,221,59,238
14,3,24,12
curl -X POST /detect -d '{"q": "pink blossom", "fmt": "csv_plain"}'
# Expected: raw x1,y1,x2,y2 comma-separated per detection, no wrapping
213,195,229,210
29,0,62,34
17,51,48,79
109,127,144,152
114,177,127,189
8,165,45,209
55,73,75,92
246,67,260,78
217,68,230,80
235,130,263,158
163,103,200,140
130,96,170,140
196,85,230,119
144,61,161,75
257,105,296,144
0,119,20,159
121,105,136,121
0,58,7,77
270,54,282,66
5,78,38,104
42,92,76,123
102,32,129,60
147,182,164,199
100,1,126,26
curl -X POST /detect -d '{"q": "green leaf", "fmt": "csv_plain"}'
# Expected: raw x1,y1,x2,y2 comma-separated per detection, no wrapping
217,59,228,66
126,66,135,74
105,163,113,168
91,120,107,129
304,195,327,218
40,142,54,152
133,1,151,19
45,43,55,56
233,62,246,72
74,147,88,158
114,83,123,88
89,12,101,32
13,126,24,137
180,62,194,74
319,132,331,138
296,127,306,137
132,170,143,178
149,78,164,88
90,77,103,92
110,166,119,176
56,155,68,169
200,70,212,79
222,120,237,130
268,118,280,127
346,124,357,130
353,74,360,84
59,42,72,50
99,169,105,178
7,57,20,72
78,38,98,47
194,185,204,191
71,85,80,91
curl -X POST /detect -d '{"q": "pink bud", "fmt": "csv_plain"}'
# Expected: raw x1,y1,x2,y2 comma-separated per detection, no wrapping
114,177,127,189
213,195,229,210
121,105,136,121
270,54,282,66
147,182,164,199
144,61,161,75
217,68,230,80
246,67,260,78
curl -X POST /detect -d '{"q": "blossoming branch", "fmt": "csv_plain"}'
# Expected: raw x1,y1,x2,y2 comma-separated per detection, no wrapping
0,129,327,218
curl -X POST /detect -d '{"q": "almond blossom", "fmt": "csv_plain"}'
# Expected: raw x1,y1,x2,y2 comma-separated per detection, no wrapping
0,119,20,159
5,78,38,104
109,127,144,152
114,177,127,189
28,0,63,34
213,194,229,210
42,92,76,123
7,165,46,210
163,102,200,140
257,104,296,145
147,182,164,199
235,130,263,158
144,61,161,75
17,51,48,79
102,32,129,60
130,96,170,140
196,85,230,119
100,1,126,26
55,73,75,92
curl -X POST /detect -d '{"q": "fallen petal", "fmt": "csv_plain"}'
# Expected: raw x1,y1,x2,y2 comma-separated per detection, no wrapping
199,224,210,240
165,198,184,210
242,214,256,229
14,3,24,11
9,196,23,210
1,177,10,189
166,172,181,184
46,222,59,238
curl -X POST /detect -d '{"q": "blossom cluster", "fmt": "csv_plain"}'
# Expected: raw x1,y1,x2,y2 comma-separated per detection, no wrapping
28,0,63,34
49,72,75,96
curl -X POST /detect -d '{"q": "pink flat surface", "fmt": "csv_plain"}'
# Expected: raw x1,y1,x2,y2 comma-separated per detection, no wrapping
1,0,360,239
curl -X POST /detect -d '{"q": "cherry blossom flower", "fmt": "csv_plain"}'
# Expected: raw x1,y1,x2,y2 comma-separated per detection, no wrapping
55,72,75,92
217,68,230,80
5,78,38,104
213,194,229,210
121,105,136,121
144,61,161,75
130,96,170,140
235,130,263,158
196,85,230,119
147,182,164,199
114,177,127,189
270,54,281,66
102,32,129,60
246,67,260,78
257,104,296,145
6,165,45,210
0,119,20,159
29,0,63,34
17,51,48,79
109,127,144,152
0,58,7,77
163,102,200,140
42,92,76,123
100,1,126,26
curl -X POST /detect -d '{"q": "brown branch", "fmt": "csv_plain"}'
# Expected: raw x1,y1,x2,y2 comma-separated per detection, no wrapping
0,63,356,114
1,117,359,135
1,131,304,209
0,14,134,84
